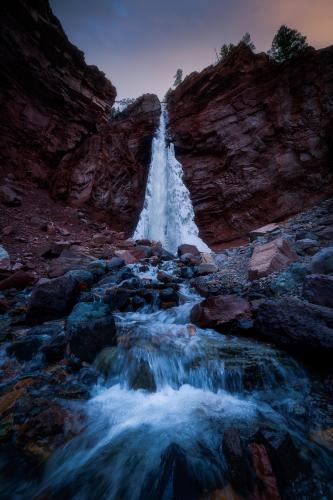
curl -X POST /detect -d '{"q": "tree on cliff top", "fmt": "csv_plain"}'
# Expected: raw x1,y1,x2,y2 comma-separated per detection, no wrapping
173,69,183,88
219,33,255,62
269,25,308,62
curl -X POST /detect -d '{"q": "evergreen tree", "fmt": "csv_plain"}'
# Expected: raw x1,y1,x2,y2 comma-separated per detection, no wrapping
269,25,308,62
219,33,255,62
173,69,183,87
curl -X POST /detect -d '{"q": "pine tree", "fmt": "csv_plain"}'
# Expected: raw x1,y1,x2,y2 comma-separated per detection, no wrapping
173,69,183,88
269,25,308,62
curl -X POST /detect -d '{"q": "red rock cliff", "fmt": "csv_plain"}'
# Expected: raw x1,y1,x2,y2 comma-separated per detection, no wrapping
52,94,161,235
0,0,116,182
168,44,333,247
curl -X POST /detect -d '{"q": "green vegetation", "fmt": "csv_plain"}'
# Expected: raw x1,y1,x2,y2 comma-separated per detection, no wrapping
173,69,183,87
219,32,256,62
269,25,309,62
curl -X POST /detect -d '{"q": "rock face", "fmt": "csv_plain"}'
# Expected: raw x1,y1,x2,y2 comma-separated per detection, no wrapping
0,0,116,182
52,95,161,235
168,44,333,247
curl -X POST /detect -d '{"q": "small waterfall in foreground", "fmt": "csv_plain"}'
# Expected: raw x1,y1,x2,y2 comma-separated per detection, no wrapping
134,104,210,254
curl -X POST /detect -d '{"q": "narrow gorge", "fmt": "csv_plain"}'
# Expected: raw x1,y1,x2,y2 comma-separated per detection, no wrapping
0,1,332,499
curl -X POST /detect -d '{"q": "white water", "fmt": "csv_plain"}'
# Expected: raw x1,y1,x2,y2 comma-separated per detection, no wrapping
134,104,210,254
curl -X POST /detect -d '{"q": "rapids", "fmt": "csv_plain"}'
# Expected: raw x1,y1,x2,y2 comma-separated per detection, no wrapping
40,263,333,499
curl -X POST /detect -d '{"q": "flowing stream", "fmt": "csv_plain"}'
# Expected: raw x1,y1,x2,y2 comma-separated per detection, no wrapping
39,106,333,499
134,104,209,254
41,262,333,499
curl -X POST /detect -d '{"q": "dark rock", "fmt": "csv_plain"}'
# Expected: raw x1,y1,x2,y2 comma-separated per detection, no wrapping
26,275,80,325
254,297,333,357
41,333,67,363
159,287,179,307
106,257,125,271
6,337,42,361
191,295,251,331
295,238,320,255
66,302,116,362
0,270,37,290
303,274,333,308
130,359,156,391
222,428,254,494
139,443,200,500
310,246,333,274
157,270,174,283
178,244,200,257
180,266,194,279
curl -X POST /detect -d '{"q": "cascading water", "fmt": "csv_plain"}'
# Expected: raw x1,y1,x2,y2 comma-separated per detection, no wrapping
134,104,210,254
39,262,333,500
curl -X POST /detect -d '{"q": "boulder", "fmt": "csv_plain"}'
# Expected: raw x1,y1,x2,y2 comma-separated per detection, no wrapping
303,274,333,308
0,270,36,290
248,238,297,280
106,257,125,271
66,302,117,362
114,250,138,265
26,275,80,324
310,246,333,274
190,295,251,331
47,248,95,278
177,244,200,257
254,297,333,356
41,333,67,363
0,246,10,272
249,223,280,241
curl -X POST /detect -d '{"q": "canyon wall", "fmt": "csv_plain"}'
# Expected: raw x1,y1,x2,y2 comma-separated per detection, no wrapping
52,95,161,235
0,0,116,182
168,44,333,247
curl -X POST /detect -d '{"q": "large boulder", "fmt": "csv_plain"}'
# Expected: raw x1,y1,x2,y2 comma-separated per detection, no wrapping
303,274,333,308
26,275,80,324
310,246,333,274
47,248,95,278
66,302,117,362
248,238,297,280
254,297,333,357
190,294,251,331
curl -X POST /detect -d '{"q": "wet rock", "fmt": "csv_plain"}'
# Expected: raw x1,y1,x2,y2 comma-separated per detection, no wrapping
157,270,174,283
310,246,333,274
303,274,333,308
249,443,280,500
195,263,219,276
249,238,297,280
6,337,43,361
255,428,307,490
139,443,200,500
222,428,254,494
180,266,194,279
130,245,153,260
0,185,22,207
0,246,10,272
180,253,202,265
159,287,179,308
114,250,138,264
47,248,95,278
41,333,67,363
106,287,134,311
0,270,37,290
106,256,125,271
66,269,94,288
26,275,80,325
130,359,156,392
254,297,333,357
66,302,116,362
178,244,200,257
191,295,251,331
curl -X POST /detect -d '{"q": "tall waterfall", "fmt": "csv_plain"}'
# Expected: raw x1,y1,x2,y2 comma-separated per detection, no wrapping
133,104,210,254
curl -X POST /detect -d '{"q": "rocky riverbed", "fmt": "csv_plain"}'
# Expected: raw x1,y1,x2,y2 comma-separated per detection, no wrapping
0,198,332,498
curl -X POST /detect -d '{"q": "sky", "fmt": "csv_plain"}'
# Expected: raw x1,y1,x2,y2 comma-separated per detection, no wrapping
51,0,333,100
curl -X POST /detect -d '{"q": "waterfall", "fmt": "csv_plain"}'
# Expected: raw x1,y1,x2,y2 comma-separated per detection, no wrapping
133,104,210,254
